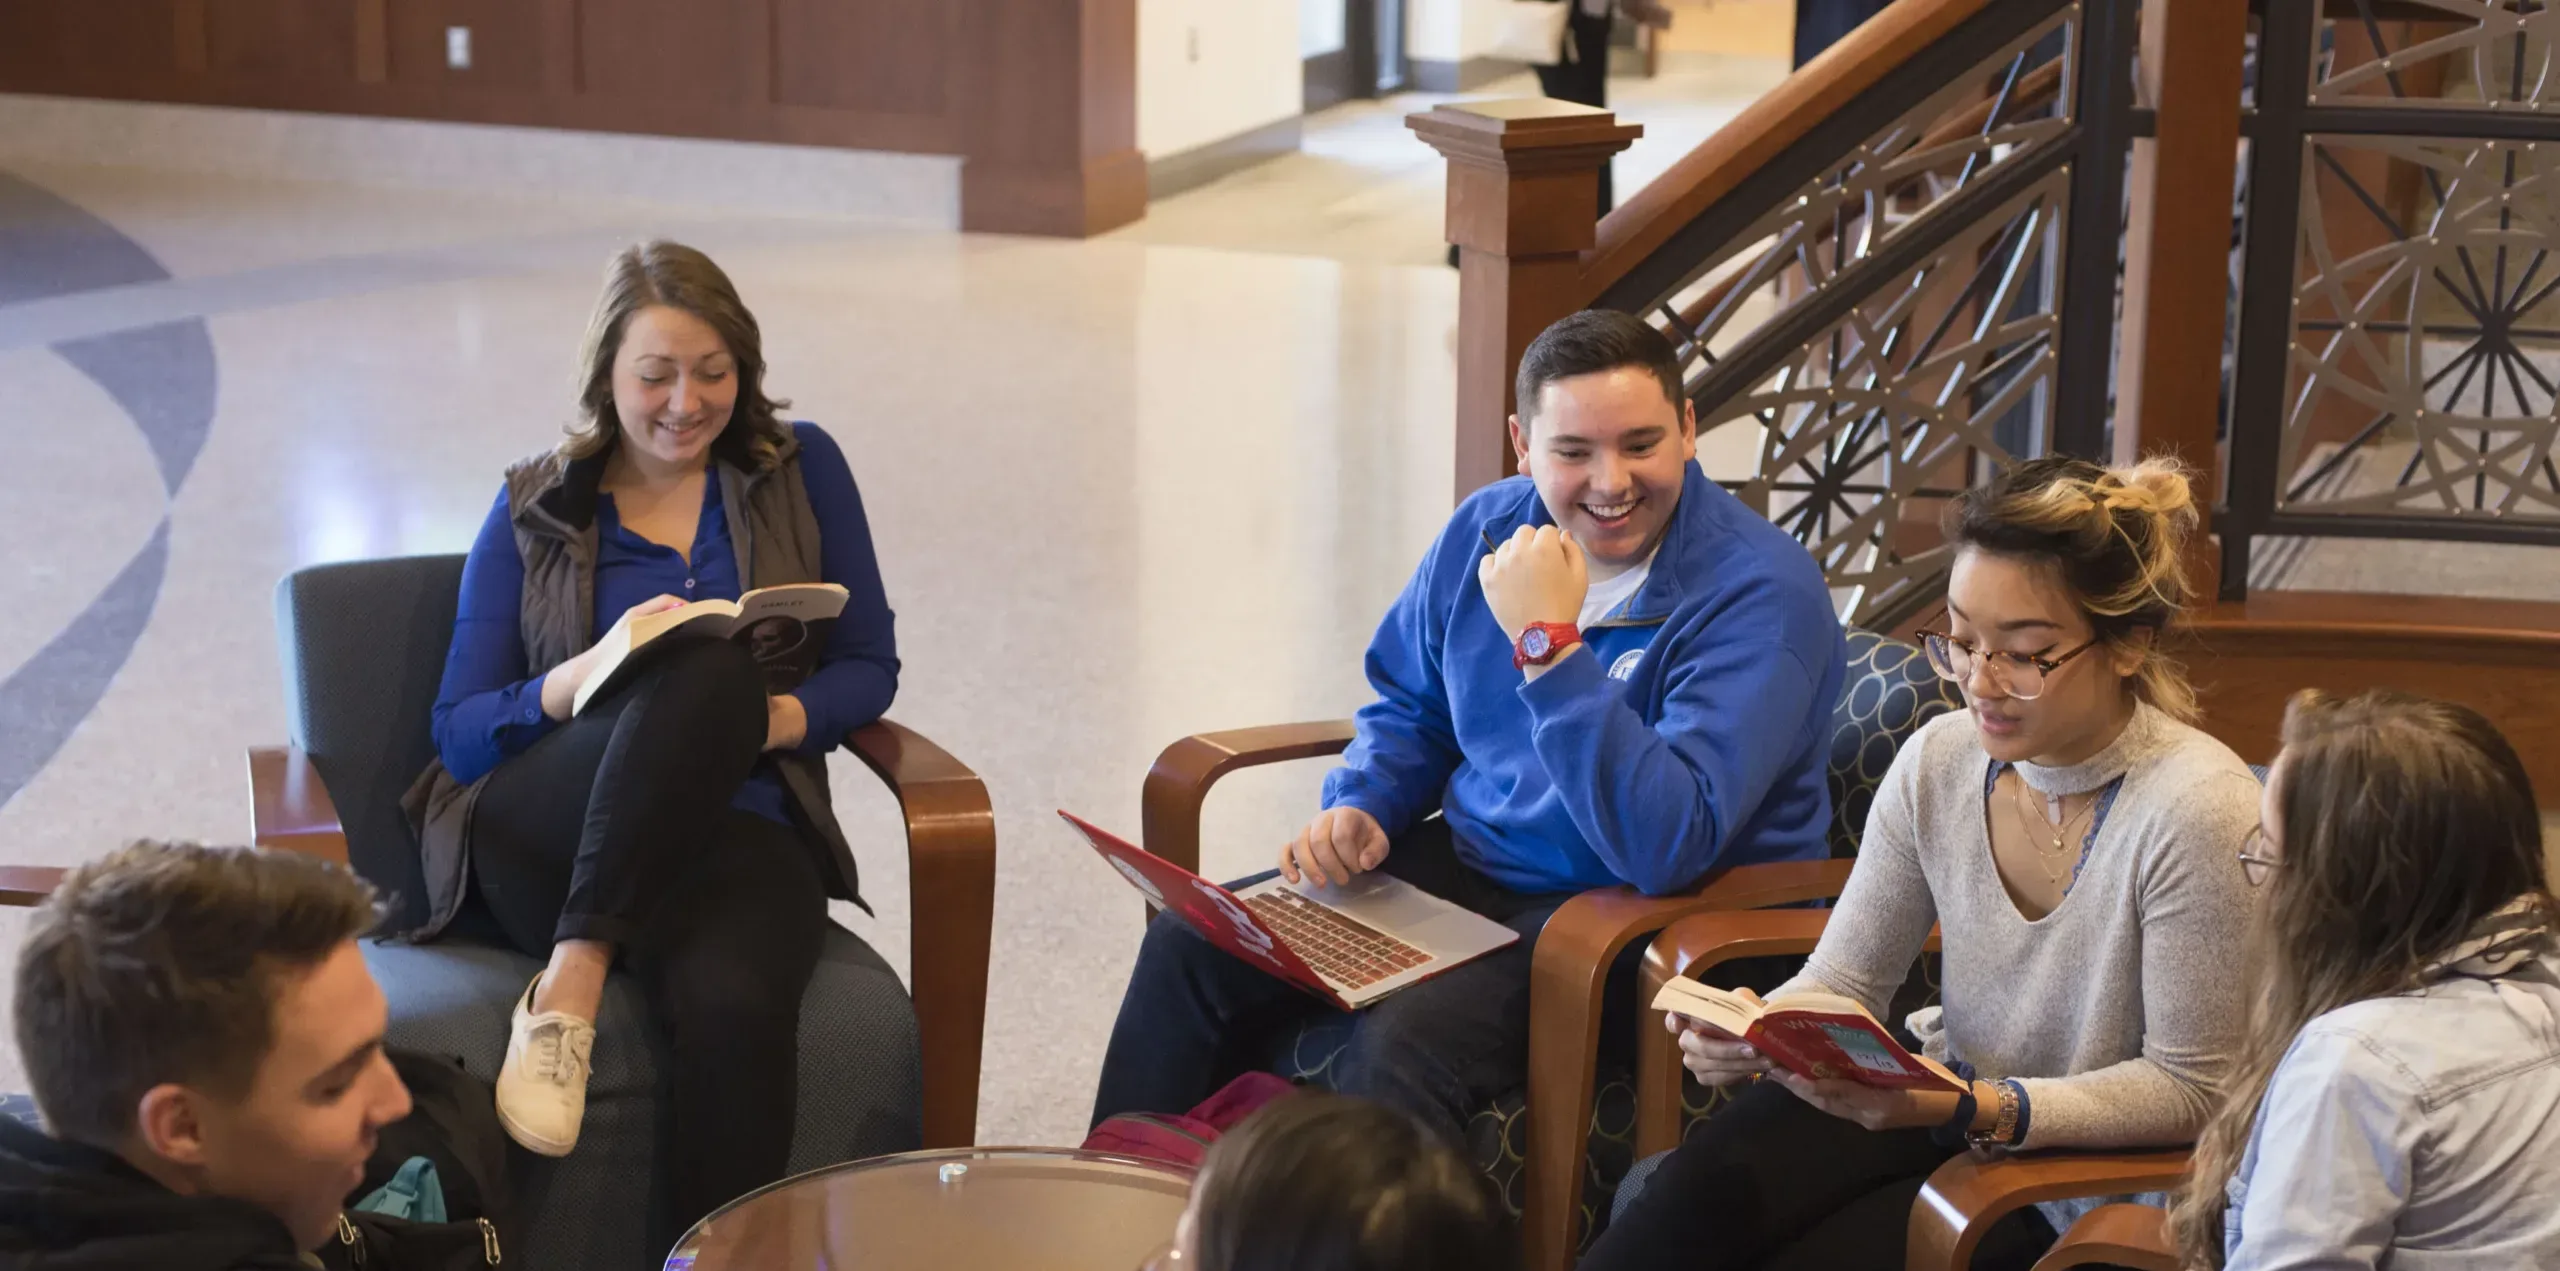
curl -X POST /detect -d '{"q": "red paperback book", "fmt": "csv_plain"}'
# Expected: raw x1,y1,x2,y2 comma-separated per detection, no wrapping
1651,979,1965,1092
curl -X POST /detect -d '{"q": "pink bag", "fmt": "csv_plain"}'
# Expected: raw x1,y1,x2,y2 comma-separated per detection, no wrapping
1080,1073,1299,1169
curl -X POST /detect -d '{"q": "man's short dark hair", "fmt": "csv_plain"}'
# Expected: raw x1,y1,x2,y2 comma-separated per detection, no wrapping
14,842,380,1145
1514,309,1687,424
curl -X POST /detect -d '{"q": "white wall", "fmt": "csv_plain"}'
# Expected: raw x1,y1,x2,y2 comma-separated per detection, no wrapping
1407,0,1515,63
1301,0,1346,57
1140,0,1304,158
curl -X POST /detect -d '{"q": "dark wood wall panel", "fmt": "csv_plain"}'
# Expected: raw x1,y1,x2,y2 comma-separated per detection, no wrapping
204,0,356,84
577,0,763,104
0,0,182,79
0,0,1144,236
771,0,949,116
388,0,550,95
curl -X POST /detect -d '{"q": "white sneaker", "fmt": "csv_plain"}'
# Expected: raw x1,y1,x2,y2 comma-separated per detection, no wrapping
495,974,595,1158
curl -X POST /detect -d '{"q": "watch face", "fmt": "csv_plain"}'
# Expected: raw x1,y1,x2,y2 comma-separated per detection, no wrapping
1521,627,1552,660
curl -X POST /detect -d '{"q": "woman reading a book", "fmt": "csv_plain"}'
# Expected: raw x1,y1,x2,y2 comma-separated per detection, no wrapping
2171,691,2560,1268
1584,456,2260,1271
410,241,899,1233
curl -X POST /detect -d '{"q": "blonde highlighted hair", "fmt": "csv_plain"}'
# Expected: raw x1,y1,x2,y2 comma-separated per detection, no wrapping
562,241,792,470
1942,455,2201,719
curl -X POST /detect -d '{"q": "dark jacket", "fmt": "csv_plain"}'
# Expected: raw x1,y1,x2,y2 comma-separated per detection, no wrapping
402,429,866,940
0,1117,309,1271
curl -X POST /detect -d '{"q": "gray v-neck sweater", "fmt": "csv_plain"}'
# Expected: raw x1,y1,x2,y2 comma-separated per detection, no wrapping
1776,702,2260,1150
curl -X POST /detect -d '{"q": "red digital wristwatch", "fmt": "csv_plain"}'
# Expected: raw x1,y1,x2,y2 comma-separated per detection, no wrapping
1513,622,1582,670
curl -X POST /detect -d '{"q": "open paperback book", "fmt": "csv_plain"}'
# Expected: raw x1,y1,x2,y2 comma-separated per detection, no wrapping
1650,979,1965,1092
571,583,848,715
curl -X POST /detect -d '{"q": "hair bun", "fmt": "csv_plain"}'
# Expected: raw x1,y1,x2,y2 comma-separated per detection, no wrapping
2094,457,2198,523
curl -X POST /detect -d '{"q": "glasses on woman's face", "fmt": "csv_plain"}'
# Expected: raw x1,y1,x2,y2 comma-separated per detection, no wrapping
1913,627,2102,701
2238,825,2283,887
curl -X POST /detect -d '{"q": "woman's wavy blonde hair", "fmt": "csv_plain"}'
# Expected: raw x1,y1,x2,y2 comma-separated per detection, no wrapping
1941,454,2202,719
561,241,791,470
2169,690,2549,1268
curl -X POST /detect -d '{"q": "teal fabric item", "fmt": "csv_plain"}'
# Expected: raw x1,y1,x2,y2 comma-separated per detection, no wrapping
354,1156,448,1224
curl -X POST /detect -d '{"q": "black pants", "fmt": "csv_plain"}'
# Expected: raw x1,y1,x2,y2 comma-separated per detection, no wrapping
1794,0,1896,68
469,637,827,1236
1580,1080,2056,1271
1090,819,1577,1146
1536,4,1618,216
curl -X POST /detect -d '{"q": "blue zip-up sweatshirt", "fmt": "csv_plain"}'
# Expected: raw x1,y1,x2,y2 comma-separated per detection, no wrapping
1321,460,1845,896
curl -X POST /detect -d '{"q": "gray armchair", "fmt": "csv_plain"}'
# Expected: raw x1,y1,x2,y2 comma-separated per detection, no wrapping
5,554,995,1270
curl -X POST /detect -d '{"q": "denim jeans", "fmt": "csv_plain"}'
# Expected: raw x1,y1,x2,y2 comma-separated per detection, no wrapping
1089,818,1577,1146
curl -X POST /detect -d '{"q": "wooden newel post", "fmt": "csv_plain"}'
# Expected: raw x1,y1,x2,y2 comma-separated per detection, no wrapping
1410,100,1642,502
2116,0,2248,599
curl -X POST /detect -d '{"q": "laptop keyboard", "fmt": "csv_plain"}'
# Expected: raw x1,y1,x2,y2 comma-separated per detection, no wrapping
1244,890,1433,990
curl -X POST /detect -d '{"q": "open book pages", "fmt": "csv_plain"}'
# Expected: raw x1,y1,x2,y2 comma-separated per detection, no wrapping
1650,978,1964,1092
571,582,848,715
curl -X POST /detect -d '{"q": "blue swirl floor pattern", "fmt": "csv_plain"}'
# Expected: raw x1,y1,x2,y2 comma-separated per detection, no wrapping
0,171,216,811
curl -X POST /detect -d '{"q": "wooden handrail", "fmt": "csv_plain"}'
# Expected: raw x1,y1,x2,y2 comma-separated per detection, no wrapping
1585,0,2004,301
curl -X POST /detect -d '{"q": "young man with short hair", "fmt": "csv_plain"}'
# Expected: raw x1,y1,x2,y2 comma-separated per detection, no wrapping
0,841,412,1269
1093,309,1846,1143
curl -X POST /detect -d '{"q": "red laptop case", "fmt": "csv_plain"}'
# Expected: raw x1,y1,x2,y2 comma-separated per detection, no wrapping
1060,811,1350,1010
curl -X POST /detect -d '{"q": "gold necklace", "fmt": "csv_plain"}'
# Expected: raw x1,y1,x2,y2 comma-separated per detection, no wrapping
2009,774,2095,856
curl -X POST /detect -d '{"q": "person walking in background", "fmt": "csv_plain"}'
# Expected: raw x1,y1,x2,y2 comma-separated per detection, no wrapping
1794,0,1896,69
1542,0,1678,216
2172,691,2560,1269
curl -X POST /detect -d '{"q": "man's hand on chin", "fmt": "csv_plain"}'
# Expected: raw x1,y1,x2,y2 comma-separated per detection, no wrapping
1479,525,1588,675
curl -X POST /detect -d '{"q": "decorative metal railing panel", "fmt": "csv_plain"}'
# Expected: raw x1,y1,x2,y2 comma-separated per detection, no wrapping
2223,0,2560,591
2309,0,2559,110
1594,0,2138,628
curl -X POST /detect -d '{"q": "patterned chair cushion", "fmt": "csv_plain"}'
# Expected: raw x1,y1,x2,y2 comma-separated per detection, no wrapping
1263,633,1962,1250
363,922,919,1268
0,1094,39,1130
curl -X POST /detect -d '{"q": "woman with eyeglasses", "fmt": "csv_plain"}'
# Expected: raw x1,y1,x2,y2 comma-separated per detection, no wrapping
2171,690,2560,1269
1583,456,2259,1271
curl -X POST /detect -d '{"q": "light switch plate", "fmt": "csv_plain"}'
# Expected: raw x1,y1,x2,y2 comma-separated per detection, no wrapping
445,26,472,71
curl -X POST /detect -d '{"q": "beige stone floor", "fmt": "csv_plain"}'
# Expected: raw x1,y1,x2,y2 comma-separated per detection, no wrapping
1116,49,1788,266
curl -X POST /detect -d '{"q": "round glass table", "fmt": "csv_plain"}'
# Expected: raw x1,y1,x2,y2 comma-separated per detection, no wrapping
663,1148,1194,1270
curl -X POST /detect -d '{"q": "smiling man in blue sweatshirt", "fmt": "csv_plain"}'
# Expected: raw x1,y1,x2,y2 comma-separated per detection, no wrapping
1091,310,1845,1144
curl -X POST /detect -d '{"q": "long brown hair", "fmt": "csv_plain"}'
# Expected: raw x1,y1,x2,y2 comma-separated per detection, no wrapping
1942,455,2201,719
563,240,792,470
2170,690,2552,1267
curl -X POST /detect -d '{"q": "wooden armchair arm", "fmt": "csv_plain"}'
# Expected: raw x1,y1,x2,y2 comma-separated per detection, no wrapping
1140,721,1356,876
2031,1202,2176,1271
1633,908,1840,1157
846,719,996,1150
247,746,351,864
1518,859,1853,1271
5,746,355,908
1910,1149,2191,1271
